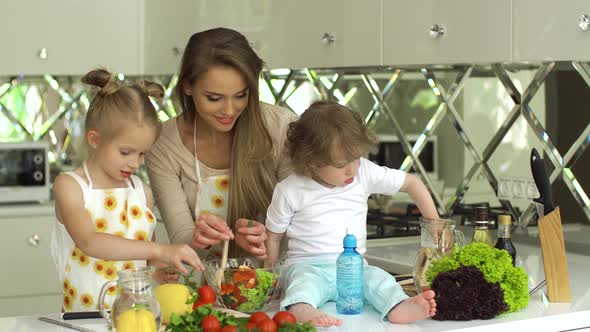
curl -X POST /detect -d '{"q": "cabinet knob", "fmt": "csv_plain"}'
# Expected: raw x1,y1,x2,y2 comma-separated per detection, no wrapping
28,234,40,247
429,24,445,39
579,14,590,31
38,48,48,60
171,46,182,56
321,32,336,45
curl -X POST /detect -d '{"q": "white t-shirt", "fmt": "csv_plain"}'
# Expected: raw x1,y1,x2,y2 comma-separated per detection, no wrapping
266,158,406,265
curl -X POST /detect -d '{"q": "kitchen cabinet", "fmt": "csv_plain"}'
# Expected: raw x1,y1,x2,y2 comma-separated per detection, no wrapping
382,0,512,66
143,0,199,75
0,0,141,76
143,0,273,74
266,0,381,69
513,0,590,62
0,214,61,317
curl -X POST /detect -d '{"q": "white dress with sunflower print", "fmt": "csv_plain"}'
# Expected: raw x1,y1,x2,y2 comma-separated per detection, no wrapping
51,165,157,312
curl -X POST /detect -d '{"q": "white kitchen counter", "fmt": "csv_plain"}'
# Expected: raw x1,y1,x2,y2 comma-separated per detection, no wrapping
3,224,590,331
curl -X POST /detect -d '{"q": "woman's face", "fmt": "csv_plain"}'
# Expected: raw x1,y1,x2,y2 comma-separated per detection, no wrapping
184,65,249,133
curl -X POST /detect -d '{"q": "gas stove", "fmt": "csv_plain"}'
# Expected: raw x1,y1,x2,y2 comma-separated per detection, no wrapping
366,210,421,239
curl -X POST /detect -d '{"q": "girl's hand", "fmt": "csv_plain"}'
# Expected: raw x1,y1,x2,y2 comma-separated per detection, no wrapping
148,260,180,284
191,213,234,249
158,243,204,274
235,218,267,258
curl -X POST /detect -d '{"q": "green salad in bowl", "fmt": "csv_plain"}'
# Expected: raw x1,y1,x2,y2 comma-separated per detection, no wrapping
204,257,282,313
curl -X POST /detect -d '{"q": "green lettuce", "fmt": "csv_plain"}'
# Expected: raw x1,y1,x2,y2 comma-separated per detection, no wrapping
237,269,277,312
426,242,530,312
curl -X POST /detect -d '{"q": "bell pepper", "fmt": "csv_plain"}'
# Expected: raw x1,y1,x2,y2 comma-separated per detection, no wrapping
116,307,157,332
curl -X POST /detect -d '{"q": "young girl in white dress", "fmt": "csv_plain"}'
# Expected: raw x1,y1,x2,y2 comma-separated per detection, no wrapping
51,69,202,312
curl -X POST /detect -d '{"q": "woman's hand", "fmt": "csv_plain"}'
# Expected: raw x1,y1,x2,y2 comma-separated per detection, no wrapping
235,218,267,258
191,213,234,249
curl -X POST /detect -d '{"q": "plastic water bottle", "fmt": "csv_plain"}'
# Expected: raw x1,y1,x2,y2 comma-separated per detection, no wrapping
336,233,364,314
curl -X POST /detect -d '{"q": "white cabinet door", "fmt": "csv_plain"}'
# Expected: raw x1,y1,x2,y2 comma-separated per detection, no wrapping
143,0,200,75
267,0,381,69
514,0,590,61
0,0,141,76
0,216,60,301
383,0,512,66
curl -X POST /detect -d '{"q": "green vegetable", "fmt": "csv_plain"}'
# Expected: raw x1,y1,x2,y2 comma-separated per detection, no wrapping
426,242,530,312
279,322,317,331
166,304,249,332
237,269,277,312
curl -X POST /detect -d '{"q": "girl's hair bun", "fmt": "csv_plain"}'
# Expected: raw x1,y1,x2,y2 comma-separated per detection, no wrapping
138,80,165,100
81,68,119,96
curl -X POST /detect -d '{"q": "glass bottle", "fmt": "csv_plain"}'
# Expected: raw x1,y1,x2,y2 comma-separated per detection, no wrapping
471,207,493,246
495,214,517,266
336,233,364,315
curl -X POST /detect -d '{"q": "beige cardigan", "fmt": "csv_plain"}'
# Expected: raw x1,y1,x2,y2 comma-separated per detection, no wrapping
146,103,296,246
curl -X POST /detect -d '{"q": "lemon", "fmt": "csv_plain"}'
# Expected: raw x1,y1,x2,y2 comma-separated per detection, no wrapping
116,308,157,332
154,283,192,324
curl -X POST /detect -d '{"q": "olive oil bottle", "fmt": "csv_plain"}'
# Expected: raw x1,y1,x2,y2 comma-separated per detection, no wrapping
471,207,493,246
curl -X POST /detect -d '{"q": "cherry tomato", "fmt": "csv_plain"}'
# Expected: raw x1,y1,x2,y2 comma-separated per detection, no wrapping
248,311,270,325
201,314,221,332
257,318,278,332
244,321,257,330
220,326,238,332
198,285,217,304
272,311,297,327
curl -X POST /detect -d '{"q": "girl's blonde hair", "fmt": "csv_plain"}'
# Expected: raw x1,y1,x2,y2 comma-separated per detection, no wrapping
176,28,275,256
287,100,377,177
82,69,164,142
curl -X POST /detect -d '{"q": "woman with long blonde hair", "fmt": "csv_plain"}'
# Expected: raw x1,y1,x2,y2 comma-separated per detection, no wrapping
146,28,295,260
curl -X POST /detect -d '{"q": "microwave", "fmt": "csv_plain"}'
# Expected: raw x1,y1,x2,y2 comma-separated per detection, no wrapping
0,141,50,203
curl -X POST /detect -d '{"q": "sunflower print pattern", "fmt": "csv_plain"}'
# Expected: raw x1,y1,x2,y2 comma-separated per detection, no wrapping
194,174,230,261
56,172,156,312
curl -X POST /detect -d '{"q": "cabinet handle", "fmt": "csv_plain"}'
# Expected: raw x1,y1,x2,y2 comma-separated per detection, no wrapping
28,234,40,247
579,14,590,31
38,48,48,60
321,32,336,45
429,24,445,39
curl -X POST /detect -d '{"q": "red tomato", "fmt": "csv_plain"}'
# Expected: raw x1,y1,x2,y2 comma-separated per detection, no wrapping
248,311,270,325
201,314,221,332
220,326,238,332
272,311,297,327
244,321,257,330
257,318,278,332
198,285,216,304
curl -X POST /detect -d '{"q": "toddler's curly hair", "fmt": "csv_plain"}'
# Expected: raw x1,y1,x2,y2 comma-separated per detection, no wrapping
286,100,376,177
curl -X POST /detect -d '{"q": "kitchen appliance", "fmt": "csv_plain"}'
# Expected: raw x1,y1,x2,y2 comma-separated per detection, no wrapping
0,141,50,203
368,134,438,179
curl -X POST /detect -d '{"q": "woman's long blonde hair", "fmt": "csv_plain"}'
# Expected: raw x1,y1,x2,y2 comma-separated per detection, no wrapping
176,28,275,256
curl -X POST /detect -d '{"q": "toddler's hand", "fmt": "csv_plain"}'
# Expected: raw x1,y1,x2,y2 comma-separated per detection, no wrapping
159,243,204,274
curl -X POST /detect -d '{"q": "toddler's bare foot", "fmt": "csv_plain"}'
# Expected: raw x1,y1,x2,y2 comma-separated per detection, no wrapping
388,290,436,324
289,303,343,327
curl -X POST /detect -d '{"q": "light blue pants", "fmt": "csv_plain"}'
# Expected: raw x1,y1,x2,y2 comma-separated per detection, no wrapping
280,261,409,319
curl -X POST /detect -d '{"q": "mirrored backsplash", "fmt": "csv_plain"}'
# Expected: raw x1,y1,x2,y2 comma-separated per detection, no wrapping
1,64,588,224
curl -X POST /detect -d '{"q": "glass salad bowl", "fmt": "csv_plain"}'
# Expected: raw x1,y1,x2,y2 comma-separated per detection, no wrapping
203,257,283,313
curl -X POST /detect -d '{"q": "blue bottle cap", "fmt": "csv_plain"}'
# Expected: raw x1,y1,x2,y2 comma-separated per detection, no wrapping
343,233,357,248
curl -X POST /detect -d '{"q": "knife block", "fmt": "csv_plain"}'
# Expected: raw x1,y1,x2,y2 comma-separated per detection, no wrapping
537,207,571,302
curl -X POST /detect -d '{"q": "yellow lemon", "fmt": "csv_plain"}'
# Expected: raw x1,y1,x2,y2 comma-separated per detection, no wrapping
154,283,192,324
115,308,157,332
